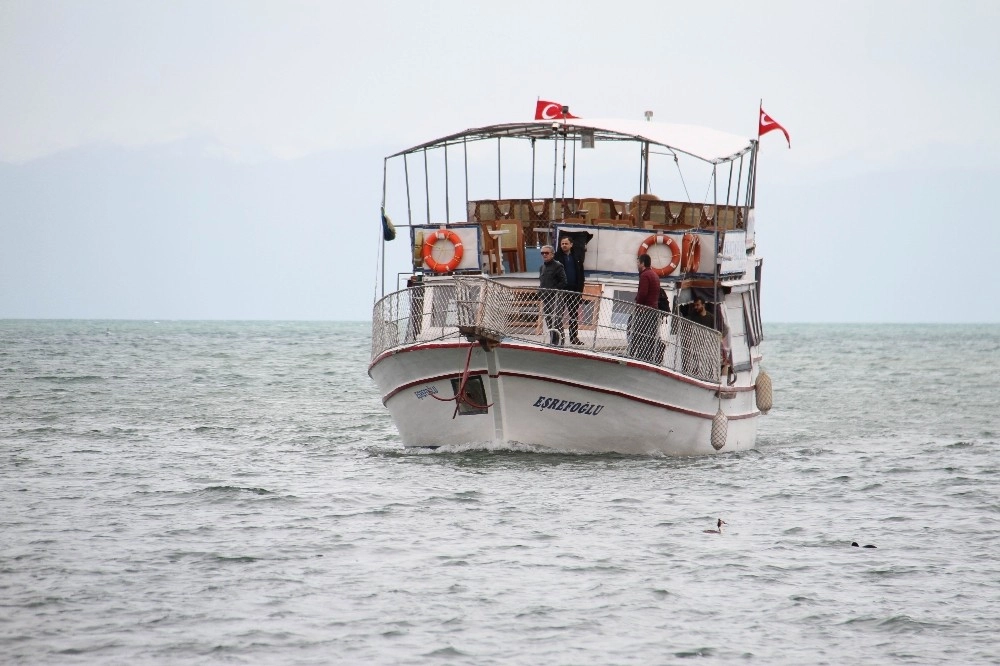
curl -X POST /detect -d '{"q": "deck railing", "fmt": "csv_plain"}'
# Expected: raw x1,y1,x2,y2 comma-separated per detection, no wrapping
371,277,723,382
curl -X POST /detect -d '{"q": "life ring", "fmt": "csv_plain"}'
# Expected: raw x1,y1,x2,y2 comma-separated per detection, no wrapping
637,234,681,277
681,233,701,273
422,228,464,273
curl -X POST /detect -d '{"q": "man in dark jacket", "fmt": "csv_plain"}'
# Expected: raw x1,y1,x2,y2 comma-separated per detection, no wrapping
686,296,715,329
635,253,660,309
681,295,717,376
629,254,662,361
555,236,586,345
538,245,567,345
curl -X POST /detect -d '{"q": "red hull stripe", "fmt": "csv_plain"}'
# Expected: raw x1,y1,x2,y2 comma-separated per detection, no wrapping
382,369,489,403
378,367,758,421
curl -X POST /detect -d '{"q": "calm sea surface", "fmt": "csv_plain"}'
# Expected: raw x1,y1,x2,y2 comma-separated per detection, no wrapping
1,321,998,665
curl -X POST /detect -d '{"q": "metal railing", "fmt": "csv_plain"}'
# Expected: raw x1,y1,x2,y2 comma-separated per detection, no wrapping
371,277,723,382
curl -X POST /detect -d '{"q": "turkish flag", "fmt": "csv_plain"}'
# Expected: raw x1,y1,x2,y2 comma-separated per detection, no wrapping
534,100,579,120
758,107,790,148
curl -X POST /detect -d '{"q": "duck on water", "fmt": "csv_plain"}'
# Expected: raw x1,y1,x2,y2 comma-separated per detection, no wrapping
703,519,727,534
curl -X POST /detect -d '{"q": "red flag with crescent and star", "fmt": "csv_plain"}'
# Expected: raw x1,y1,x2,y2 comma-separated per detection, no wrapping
534,100,579,120
758,107,790,148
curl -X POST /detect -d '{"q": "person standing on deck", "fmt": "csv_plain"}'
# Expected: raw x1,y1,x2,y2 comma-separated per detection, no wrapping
539,245,567,345
555,236,585,345
635,254,660,309
629,254,661,360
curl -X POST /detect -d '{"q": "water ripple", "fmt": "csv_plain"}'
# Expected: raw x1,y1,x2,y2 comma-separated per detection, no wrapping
0,321,998,664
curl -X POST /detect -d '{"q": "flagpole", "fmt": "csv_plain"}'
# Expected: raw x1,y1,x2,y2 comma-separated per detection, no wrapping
380,157,389,299
750,102,760,210
757,99,763,142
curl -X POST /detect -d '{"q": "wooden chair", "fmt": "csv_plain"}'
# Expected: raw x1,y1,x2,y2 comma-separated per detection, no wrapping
666,201,687,226
714,205,744,230
578,197,615,221
470,200,500,223
646,201,670,225
542,198,580,222
501,199,534,248
682,204,703,228
480,223,503,274
493,220,526,273
495,200,513,219
525,201,553,246
578,198,599,221
611,200,628,219
505,199,534,222
628,194,661,223
699,205,717,229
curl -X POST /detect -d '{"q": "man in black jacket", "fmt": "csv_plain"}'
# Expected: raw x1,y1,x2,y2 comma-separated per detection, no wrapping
555,236,586,345
539,244,567,345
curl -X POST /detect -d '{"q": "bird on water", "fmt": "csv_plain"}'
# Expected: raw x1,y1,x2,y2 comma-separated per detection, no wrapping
703,519,726,534
851,542,877,548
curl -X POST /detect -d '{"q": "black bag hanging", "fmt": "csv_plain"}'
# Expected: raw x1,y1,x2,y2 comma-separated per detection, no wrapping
657,288,670,312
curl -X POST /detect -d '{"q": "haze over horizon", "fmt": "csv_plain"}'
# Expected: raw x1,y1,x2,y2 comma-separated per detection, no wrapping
2,1,998,323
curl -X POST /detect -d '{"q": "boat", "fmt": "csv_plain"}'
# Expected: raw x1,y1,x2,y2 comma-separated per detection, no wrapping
368,108,772,455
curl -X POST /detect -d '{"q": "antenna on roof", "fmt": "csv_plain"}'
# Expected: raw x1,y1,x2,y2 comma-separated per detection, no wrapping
641,110,653,191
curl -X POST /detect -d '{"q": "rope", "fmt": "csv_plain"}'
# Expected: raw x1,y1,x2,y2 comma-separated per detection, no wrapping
672,154,692,202
429,343,494,418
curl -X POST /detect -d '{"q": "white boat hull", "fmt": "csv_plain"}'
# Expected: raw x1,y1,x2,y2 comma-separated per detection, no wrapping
370,340,760,455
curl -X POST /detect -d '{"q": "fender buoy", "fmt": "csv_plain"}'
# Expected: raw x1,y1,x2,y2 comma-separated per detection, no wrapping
637,234,681,277
681,233,701,273
755,370,773,414
422,228,464,273
711,407,728,451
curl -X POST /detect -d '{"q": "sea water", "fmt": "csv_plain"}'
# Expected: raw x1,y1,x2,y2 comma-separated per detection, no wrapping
1,320,997,665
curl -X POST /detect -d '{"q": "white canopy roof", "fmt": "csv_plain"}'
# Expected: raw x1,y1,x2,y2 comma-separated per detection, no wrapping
391,118,755,164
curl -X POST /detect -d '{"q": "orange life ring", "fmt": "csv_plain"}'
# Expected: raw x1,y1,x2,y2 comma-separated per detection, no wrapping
422,228,464,273
681,233,701,273
637,234,681,277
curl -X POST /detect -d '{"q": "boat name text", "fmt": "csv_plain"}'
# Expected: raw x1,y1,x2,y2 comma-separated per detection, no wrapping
414,386,439,400
532,396,604,415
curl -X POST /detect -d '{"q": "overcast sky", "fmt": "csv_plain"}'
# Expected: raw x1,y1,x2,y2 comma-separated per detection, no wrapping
2,0,998,322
